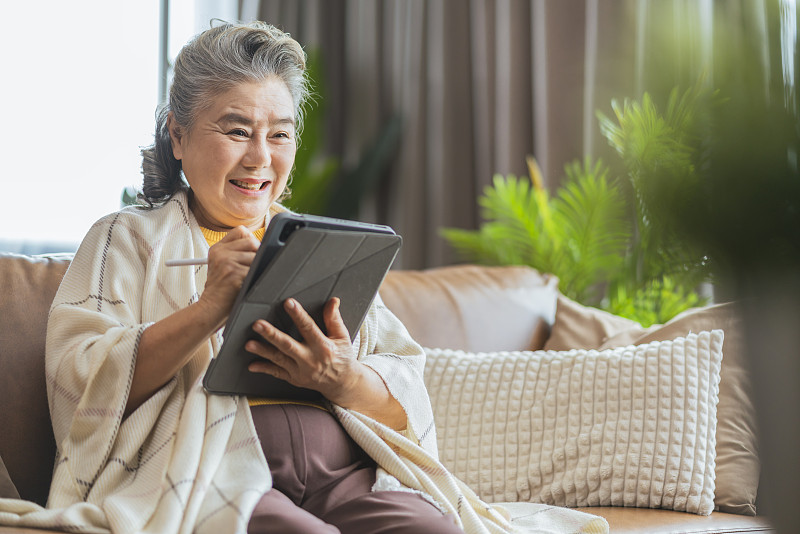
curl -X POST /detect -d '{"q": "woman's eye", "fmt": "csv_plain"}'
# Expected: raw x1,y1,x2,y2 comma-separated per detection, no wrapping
228,128,248,137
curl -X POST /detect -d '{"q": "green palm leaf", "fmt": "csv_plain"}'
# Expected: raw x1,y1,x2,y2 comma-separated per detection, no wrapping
444,79,713,326
442,158,629,306
551,159,630,303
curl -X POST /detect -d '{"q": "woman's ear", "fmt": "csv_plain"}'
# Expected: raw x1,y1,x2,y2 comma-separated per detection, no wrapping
166,112,184,160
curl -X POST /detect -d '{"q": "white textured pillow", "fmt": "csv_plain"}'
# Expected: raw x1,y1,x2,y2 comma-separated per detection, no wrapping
424,330,723,515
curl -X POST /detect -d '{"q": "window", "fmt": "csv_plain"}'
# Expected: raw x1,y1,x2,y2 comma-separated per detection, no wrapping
0,0,237,254
0,1,160,252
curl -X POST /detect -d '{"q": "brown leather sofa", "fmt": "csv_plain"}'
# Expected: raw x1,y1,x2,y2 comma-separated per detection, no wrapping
0,252,775,533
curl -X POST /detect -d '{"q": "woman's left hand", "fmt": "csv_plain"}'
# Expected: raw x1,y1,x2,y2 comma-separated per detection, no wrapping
246,297,359,401
246,298,406,430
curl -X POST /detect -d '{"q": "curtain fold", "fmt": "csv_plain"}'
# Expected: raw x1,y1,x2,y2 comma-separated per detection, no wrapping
247,1,545,268
236,4,800,532
243,1,724,269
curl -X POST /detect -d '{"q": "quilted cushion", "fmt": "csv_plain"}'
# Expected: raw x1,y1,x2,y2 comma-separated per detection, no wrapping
424,331,723,515
546,296,759,515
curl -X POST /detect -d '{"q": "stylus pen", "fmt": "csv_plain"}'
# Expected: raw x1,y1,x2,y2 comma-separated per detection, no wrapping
165,258,209,267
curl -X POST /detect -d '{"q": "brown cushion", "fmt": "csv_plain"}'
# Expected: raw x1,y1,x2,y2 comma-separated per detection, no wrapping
0,253,71,505
544,293,643,350
380,265,558,352
545,294,759,516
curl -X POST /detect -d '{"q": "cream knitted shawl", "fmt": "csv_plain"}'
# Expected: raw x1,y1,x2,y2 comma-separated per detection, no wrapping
0,191,606,534
0,191,499,533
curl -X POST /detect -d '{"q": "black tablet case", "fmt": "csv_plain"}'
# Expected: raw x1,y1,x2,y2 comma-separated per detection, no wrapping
203,213,402,401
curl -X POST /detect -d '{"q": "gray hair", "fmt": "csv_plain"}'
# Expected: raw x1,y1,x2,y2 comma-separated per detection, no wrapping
140,21,309,206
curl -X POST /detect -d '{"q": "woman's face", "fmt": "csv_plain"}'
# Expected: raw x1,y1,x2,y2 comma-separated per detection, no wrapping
169,77,297,232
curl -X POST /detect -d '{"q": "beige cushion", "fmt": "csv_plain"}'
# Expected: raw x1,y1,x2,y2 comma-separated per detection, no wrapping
545,295,759,516
545,294,643,350
425,331,723,515
380,265,558,352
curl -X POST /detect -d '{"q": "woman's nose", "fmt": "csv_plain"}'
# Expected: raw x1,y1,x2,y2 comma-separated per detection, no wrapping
243,136,272,168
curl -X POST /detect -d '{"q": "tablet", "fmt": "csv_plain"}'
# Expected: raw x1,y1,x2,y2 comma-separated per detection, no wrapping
203,212,402,401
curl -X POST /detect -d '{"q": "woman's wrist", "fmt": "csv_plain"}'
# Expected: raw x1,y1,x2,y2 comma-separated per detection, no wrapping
335,362,408,431
193,294,230,333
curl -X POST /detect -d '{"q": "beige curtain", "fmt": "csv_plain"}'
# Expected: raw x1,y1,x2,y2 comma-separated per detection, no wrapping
242,2,798,530
242,0,710,269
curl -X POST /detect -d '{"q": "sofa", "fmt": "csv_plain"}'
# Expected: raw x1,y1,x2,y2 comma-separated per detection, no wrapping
0,252,775,533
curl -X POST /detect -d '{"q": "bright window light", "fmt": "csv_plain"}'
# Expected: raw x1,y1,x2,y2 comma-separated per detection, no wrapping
0,0,239,253
0,1,160,251
168,0,239,87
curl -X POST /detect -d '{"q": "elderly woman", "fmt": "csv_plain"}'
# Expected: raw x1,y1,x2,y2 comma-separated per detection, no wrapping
35,21,512,534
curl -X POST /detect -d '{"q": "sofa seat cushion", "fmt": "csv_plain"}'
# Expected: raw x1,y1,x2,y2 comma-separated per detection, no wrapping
570,507,774,533
380,264,558,352
0,509,773,534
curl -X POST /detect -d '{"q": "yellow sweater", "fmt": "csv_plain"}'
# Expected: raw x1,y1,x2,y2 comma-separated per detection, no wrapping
200,226,324,409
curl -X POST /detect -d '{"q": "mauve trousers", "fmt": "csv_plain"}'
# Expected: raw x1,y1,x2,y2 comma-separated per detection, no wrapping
247,404,463,534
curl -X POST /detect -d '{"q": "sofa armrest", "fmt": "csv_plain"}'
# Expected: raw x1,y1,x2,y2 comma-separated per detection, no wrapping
0,253,71,506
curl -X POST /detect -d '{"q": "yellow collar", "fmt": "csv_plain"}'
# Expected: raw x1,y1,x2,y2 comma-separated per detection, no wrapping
200,226,266,246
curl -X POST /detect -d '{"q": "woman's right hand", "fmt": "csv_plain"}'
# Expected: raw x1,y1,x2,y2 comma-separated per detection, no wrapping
126,226,260,416
197,226,261,330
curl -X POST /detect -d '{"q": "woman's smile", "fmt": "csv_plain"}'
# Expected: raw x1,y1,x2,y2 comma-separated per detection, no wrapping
229,178,273,192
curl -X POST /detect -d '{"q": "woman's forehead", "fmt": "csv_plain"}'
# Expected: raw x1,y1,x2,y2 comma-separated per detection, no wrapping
205,78,295,125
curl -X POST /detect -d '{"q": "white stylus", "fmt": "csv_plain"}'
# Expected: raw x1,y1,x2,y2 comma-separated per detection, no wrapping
165,258,209,267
